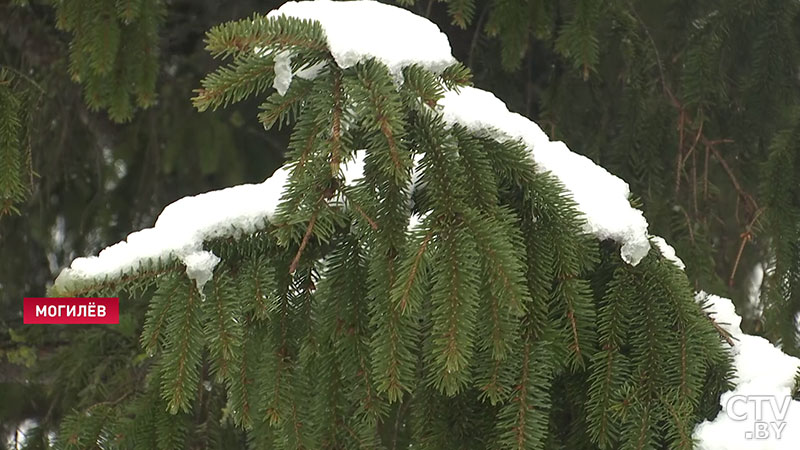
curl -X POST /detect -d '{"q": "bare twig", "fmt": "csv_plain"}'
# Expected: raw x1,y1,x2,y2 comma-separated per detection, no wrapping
290,209,319,274
728,207,765,286
0,64,45,93
681,119,704,165
342,190,378,230
707,140,758,213
706,314,738,347
675,109,686,194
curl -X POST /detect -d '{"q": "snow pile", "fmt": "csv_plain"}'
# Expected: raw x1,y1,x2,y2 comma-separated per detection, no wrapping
439,87,651,265
694,292,800,449
267,0,455,81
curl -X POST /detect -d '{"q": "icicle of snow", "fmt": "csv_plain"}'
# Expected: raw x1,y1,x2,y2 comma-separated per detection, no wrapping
267,0,455,81
694,292,800,449
438,86,651,265
183,250,220,294
262,48,323,98
650,235,685,270
272,51,293,96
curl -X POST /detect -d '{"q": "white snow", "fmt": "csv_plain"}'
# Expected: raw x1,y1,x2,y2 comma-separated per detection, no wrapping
408,212,428,231
295,61,324,80
651,235,685,270
694,292,800,449
438,86,651,265
272,51,293,96
267,0,455,81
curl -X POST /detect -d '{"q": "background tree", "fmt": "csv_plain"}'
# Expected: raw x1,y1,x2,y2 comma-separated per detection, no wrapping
1,0,798,447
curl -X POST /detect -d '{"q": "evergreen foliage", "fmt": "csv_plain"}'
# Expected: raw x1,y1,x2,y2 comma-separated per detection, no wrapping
0,69,36,216
761,109,800,355
46,12,734,449
52,0,164,122
0,70,27,216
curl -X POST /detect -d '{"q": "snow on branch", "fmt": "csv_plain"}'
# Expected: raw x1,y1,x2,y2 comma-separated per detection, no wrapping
438,86,651,265
694,292,800,449
53,167,290,293
266,0,455,80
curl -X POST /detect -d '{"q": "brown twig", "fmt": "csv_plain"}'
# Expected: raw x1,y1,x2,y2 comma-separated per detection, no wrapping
289,209,319,274
681,119,704,166
706,140,758,214
678,206,696,244
330,69,343,175
342,191,378,230
468,4,490,69
675,109,686,194
728,207,765,286
692,143,698,216
706,314,738,347
703,145,709,199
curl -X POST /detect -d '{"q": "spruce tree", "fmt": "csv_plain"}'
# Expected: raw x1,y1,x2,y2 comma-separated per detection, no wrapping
43,3,740,449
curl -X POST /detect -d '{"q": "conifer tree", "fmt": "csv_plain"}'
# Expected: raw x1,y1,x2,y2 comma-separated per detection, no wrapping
43,3,741,449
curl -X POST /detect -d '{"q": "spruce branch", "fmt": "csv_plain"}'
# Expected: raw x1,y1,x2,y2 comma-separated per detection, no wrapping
395,227,434,314
342,190,379,230
258,78,314,129
160,277,204,414
193,54,278,112
204,14,329,59
330,68,344,174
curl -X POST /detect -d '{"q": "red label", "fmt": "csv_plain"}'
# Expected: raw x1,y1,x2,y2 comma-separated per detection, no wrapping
24,298,119,324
